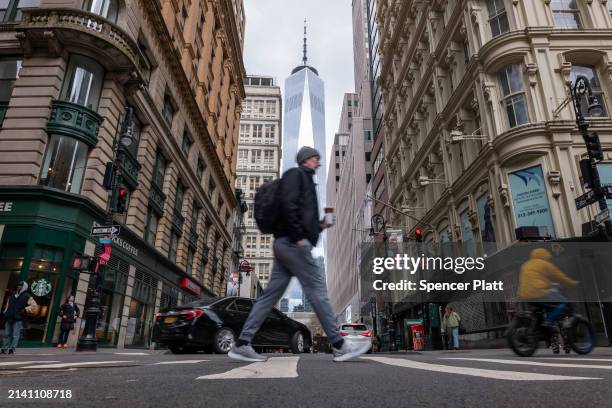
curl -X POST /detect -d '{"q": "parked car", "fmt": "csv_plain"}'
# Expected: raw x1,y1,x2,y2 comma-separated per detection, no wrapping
152,296,312,354
340,323,372,353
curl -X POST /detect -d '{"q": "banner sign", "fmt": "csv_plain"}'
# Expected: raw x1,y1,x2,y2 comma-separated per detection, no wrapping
508,165,555,237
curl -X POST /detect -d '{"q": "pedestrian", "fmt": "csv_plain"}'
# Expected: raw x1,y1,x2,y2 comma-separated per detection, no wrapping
57,295,80,348
1,281,38,355
229,146,371,362
442,306,461,350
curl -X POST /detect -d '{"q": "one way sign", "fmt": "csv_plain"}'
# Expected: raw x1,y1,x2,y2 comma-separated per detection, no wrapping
91,225,121,236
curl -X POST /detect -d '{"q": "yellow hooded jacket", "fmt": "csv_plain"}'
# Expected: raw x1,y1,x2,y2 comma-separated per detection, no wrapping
517,248,577,300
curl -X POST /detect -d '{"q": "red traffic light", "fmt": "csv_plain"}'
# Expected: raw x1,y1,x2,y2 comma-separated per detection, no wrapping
118,187,127,197
415,228,422,235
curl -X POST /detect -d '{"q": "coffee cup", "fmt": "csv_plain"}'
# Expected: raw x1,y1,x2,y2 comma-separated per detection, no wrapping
324,208,335,225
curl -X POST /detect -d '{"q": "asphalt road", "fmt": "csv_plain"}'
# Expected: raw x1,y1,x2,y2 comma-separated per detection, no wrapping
1,347,611,407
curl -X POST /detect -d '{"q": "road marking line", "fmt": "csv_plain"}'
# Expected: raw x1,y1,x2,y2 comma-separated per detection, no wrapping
154,360,209,365
114,352,150,356
362,357,599,381
442,357,612,370
196,357,299,380
536,357,612,362
20,361,135,369
0,361,60,367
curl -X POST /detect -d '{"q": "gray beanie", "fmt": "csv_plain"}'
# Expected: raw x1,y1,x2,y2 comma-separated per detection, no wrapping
296,146,320,164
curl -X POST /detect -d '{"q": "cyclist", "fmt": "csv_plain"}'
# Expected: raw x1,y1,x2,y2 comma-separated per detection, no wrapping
517,247,578,329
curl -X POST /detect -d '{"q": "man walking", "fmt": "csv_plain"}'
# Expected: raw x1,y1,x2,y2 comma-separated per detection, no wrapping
2,281,37,355
229,147,371,362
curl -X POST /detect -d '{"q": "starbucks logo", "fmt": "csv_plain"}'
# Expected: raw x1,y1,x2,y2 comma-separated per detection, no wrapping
31,278,52,296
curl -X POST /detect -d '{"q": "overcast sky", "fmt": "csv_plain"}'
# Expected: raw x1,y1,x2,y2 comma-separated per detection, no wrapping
242,0,355,166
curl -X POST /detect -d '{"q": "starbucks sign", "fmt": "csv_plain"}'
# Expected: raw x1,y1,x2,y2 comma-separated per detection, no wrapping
31,278,52,296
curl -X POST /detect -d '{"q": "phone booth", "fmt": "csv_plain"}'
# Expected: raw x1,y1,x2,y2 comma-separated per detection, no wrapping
411,324,425,351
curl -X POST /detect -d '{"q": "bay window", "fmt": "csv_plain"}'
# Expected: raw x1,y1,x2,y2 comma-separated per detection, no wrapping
486,0,509,38
83,0,118,23
39,135,88,193
570,64,607,118
498,64,528,128
61,55,104,111
550,0,582,29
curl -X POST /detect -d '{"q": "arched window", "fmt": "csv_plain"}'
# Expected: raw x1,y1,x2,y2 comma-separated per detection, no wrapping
83,0,118,23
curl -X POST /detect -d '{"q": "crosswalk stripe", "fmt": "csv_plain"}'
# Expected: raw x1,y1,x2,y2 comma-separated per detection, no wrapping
196,357,299,380
536,357,612,362
20,361,135,369
114,352,150,356
442,357,612,370
0,361,60,367
362,356,600,381
154,360,209,365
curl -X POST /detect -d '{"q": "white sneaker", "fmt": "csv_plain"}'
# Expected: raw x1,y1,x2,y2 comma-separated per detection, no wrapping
333,339,371,362
228,344,268,362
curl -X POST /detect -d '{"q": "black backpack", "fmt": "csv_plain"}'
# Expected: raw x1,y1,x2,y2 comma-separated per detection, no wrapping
254,178,282,234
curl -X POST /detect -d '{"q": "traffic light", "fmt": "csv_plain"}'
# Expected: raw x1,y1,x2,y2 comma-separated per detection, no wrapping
415,228,423,243
113,185,128,213
102,162,116,190
585,132,604,162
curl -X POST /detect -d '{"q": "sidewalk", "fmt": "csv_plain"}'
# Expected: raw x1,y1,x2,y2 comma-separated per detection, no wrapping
10,347,169,356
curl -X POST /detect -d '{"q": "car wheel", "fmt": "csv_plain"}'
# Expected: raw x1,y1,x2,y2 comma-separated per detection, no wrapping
290,331,305,354
214,328,235,354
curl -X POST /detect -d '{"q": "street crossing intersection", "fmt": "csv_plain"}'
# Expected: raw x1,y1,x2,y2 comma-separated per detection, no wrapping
1,354,610,382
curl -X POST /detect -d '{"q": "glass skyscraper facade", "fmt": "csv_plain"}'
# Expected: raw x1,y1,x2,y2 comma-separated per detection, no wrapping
283,62,327,209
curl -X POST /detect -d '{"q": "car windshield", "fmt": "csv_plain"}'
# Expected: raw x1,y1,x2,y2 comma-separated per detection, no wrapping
341,324,368,334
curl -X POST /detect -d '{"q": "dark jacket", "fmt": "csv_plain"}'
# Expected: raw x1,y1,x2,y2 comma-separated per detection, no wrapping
3,292,32,322
59,302,80,331
275,166,322,246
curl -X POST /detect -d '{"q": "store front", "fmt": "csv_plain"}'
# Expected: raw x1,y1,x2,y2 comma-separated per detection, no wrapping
0,187,212,348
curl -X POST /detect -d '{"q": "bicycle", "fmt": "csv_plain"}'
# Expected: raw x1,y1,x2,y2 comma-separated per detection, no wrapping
507,300,595,357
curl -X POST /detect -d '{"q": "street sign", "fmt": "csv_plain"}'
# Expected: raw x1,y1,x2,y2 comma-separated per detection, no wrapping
595,209,609,225
91,225,121,236
98,236,112,244
575,190,597,210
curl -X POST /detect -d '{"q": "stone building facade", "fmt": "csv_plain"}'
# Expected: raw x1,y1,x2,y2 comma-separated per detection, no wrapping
0,0,245,349
234,75,282,288
377,0,612,346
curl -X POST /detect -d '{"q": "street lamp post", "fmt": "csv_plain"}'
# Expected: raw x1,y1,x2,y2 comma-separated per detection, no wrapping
569,76,612,239
77,106,134,352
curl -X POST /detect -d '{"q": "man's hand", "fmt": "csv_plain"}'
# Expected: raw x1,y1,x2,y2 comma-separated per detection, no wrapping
296,239,307,247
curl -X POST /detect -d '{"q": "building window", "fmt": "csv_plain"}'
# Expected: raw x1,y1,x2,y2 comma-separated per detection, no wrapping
83,0,118,23
608,0,612,18
144,207,159,245
197,158,205,180
251,149,262,163
152,151,167,188
550,0,582,29
0,58,21,104
168,233,179,262
264,124,275,138
162,92,175,125
186,249,194,274
253,124,263,138
486,0,509,37
570,64,607,118
0,0,40,22
61,55,105,110
39,135,88,193
181,131,192,157
175,181,185,213
498,64,528,128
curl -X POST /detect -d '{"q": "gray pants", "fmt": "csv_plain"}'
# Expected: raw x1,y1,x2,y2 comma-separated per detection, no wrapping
2,320,22,351
239,237,342,345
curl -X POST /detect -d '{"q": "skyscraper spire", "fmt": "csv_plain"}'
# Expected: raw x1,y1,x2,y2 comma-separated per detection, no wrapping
302,18,308,66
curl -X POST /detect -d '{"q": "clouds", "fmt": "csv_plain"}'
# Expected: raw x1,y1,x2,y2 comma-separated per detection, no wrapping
242,0,354,165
